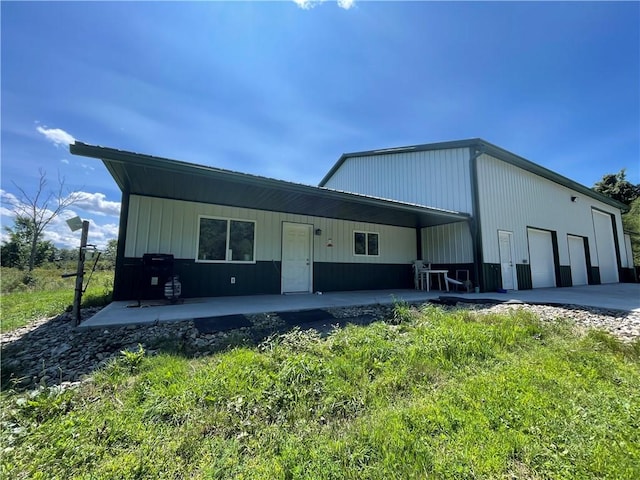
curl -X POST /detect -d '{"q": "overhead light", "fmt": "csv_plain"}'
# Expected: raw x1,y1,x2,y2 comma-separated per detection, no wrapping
571,196,578,203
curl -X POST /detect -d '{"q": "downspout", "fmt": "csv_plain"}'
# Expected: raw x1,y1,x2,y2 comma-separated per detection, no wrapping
469,145,485,292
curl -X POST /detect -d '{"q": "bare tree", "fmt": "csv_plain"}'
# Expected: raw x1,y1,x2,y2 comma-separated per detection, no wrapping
9,168,81,272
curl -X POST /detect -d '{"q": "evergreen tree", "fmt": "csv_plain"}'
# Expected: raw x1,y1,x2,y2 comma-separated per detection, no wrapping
593,169,640,206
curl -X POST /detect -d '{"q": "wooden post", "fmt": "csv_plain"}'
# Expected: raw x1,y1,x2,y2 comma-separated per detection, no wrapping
72,221,89,327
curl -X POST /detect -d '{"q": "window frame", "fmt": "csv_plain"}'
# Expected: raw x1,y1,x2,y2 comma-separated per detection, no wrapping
196,215,257,264
353,230,380,257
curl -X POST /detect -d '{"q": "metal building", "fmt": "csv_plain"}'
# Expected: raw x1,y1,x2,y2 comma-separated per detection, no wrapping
71,138,632,300
320,139,632,292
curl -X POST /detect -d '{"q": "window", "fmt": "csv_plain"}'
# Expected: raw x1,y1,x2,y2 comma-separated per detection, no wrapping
354,231,379,256
197,216,255,262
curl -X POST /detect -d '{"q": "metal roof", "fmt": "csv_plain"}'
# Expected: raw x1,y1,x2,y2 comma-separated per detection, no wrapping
319,138,629,212
70,142,470,229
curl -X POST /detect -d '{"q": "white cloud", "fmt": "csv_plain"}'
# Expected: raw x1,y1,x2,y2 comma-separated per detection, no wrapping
61,159,70,164
43,215,119,250
73,192,121,217
337,0,355,9
36,125,76,147
293,0,324,9
2,189,119,218
1,189,19,208
1,189,120,249
293,0,354,9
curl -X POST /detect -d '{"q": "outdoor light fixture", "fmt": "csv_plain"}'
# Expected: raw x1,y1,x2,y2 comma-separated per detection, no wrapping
327,238,333,247
315,228,322,236
66,216,83,232
63,216,90,327
571,196,578,202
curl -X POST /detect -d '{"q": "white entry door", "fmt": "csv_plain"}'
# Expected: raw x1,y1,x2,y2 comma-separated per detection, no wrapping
567,235,588,286
592,210,619,284
498,230,517,290
528,228,556,288
281,222,312,293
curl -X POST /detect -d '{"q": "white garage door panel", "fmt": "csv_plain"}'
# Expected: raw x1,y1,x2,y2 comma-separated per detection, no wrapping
568,235,588,286
592,211,618,284
528,229,556,288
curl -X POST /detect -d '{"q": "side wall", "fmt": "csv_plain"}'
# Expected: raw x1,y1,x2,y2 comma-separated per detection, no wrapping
420,221,475,285
476,154,627,290
323,148,473,213
116,195,417,299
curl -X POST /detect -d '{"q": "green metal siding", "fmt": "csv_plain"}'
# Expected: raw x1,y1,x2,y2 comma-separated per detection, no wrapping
116,259,282,300
314,263,413,292
559,266,572,287
481,263,502,292
516,264,532,290
620,267,638,283
115,259,416,300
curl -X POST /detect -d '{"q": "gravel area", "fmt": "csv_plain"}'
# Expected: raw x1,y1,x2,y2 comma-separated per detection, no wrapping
1,300,638,393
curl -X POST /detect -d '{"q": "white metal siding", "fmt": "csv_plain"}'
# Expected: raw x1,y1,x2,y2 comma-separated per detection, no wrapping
421,221,473,263
592,210,619,283
477,154,626,279
567,235,588,286
624,234,634,268
528,229,556,288
125,195,416,264
323,148,472,213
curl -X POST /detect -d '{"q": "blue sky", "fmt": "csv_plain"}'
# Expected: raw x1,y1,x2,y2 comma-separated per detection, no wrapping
1,1,639,248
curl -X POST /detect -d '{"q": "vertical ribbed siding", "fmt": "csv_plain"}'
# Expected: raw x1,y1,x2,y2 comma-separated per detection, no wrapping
125,195,417,264
476,154,626,274
624,234,634,268
421,221,473,263
323,148,472,213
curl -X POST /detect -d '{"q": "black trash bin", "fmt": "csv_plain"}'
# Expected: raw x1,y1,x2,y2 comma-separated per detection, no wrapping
141,253,174,299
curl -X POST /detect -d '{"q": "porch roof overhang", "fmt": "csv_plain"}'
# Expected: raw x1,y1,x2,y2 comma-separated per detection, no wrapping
70,142,470,229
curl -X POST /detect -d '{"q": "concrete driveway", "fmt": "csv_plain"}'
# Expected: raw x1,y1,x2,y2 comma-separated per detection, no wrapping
80,283,639,328
446,283,640,312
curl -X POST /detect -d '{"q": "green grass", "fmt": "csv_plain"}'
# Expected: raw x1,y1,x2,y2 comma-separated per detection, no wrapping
0,267,114,332
2,305,639,479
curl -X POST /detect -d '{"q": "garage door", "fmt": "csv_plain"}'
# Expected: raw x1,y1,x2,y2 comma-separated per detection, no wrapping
528,228,556,288
567,235,588,286
592,210,619,284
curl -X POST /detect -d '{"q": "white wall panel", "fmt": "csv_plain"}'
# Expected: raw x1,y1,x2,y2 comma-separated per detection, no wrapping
125,195,416,264
421,222,473,263
528,228,556,288
624,234,634,269
323,148,472,213
567,235,588,286
477,154,626,275
592,210,619,283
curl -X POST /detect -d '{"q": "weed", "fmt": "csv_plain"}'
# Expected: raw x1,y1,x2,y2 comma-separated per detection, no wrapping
120,344,146,373
390,297,416,324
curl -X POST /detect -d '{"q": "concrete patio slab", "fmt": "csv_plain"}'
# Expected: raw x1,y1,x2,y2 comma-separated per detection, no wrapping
80,283,640,329
80,289,439,328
